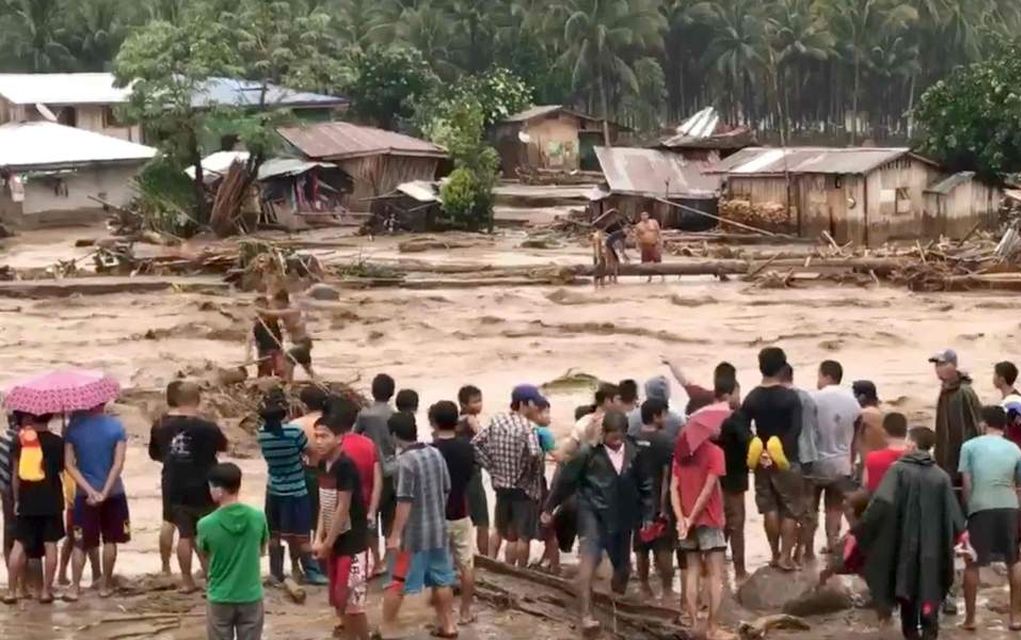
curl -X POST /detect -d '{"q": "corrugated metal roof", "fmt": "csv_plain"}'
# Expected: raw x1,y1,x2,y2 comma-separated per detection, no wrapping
502,104,604,124
676,107,720,139
0,121,156,169
277,121,446,161
708,146,929,175
0,73,129,105
594,146,720,198
396,180,440,202
191,77,347,109
185,151,250,180
258,158,333,180
925,171,975,195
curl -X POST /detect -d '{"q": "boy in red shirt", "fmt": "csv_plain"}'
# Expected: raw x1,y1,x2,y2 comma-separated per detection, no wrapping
671,375,737,640
863,412,909,493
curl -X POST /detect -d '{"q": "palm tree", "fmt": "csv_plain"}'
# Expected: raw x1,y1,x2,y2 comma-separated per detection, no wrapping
662,0,715,119
65,0,129,71
1,0,74,72
701,0,767,126
766,0,834,138
829,0,917,143
557,0,666,144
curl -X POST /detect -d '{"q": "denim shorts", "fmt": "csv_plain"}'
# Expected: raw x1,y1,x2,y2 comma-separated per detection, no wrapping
387,548,456,595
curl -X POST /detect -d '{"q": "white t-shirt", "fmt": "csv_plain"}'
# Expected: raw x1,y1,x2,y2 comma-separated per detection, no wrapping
605,444,625,474
810,385,862,478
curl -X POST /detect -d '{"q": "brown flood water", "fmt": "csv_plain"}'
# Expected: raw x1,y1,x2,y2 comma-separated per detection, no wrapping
0,229,1018,638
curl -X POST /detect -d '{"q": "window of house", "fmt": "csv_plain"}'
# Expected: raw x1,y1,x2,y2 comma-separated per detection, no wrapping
895,187,911,214
103,106,123,128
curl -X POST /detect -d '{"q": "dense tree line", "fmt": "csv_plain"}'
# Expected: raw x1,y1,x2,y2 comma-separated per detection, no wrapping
2,0,1018,143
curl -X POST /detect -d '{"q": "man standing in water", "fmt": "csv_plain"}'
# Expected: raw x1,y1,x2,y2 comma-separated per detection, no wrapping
635,211,664,283
742,347,804,572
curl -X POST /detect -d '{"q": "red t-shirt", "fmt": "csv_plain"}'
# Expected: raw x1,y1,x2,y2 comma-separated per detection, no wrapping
673,442,726,529
340,433,377,508
865,447,904,493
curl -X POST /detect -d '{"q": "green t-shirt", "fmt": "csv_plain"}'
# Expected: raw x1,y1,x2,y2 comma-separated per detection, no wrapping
196,502,268,604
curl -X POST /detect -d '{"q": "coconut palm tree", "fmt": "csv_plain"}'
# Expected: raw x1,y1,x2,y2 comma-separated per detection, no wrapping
0,0,74,72
557,0,667,144
701,0,767,125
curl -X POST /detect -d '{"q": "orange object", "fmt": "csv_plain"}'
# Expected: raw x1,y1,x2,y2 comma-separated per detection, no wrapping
18,429,44,482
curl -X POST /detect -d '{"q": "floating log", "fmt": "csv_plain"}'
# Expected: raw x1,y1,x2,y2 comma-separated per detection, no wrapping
0,276,230,299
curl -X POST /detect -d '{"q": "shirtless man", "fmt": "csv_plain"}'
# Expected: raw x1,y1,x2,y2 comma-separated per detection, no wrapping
635,211,664,283
851,380,884,479
258,289,314,381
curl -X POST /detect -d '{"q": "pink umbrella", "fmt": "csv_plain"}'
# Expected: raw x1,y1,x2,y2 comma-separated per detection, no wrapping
4,369,120,415
676,402,732,459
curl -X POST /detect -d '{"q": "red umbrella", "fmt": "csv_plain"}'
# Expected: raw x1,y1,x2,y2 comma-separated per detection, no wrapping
4,369,120,416
676,402,731,459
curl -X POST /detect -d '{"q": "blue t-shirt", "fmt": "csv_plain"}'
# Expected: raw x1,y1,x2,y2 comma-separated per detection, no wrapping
65,413,127,497
257,424,309,497
959,434,1021,515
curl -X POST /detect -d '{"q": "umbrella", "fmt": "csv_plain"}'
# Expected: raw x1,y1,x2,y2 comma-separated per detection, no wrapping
676,401,731,459
4,369,120,416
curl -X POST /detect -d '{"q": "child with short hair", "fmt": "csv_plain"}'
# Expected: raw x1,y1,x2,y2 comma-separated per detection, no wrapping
197,463,269,640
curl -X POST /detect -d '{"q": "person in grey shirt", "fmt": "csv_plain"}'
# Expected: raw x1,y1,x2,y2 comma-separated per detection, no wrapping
627,376,685,441
777,363,823,563
354,373,397,572
807,360,860,554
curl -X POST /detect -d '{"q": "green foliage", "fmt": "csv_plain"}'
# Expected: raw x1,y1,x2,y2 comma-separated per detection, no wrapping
436,103,500,231
915,43,1021,177
132,157,199,235
345,45,439,130
413,67,534,140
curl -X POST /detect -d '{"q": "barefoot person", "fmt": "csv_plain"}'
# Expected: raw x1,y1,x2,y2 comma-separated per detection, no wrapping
959,406,1021,631
159,381,228,593
382,413,457,639
457,385,489,557
4,412,64,604
742,347,805,571
430,401,478,625
148,381,194,576
355,374,397,577
258,289,315,381
672,376,737,640
314,398,371,640
542,411,654,635
852,380,885,474
635,211,664,283
856,427,964,640
633,399,676,601
198,463,269,640
64,405,130,600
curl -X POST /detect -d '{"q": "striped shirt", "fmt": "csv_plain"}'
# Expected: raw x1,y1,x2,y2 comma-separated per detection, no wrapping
395,444,450,552
257,424,309,497
0,428,15,498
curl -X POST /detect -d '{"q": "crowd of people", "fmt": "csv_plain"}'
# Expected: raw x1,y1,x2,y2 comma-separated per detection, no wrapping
4,344,1021,640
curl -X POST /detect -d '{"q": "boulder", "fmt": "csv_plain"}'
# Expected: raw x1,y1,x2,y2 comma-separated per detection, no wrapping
737,566,854,616
307,283,341,301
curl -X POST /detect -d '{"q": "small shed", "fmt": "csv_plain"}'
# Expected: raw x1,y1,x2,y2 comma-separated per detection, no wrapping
365,181,442,233
491,105,626,177
923,172,1003,238
0,121,156,227
709,147,948,245
277,122,447,212
657,107,754,162
592,146,721,230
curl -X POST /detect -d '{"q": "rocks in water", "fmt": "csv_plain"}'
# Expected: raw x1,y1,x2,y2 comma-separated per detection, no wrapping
737,566,854,616
306,283,340,301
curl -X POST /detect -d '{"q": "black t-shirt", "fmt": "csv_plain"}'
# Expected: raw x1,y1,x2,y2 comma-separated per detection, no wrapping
741,385,802,464
716,411,753,493
253,318,282,356
634,429,674,516
432,436,474,520
328,454,368,556
13,430,64,517
160,416,228,508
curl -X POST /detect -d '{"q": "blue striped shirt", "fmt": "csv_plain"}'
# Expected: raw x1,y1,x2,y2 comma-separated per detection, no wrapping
257,424,309,497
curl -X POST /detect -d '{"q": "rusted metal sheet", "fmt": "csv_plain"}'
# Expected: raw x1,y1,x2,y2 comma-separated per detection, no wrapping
277,122,447,161
594,146,719,197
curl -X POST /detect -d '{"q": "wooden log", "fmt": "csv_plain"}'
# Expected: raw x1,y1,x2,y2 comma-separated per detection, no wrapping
281,577,306,604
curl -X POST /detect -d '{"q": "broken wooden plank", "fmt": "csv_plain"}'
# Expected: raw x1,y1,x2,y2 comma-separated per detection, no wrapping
0,276,230,299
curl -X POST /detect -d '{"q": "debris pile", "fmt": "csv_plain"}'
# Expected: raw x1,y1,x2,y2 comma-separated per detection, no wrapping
719,199,795,234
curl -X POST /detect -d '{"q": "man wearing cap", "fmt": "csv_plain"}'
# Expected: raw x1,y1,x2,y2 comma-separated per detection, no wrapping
472,385,545,567
931,349,982,492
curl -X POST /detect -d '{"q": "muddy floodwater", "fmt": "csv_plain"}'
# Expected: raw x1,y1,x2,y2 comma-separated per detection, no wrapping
0,228,1019,639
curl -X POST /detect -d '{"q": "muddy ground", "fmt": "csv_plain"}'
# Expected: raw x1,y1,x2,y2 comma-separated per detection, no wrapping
0,225,1018,639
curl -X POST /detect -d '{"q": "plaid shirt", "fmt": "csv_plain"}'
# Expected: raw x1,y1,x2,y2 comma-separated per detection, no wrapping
395,444,450,552
473,412,543,500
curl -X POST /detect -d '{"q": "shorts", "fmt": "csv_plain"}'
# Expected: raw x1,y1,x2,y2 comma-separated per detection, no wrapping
14,514,64,559
577,508,631,572
257,350,285,377
803,475,853,526
328,551,368,614
288,338,313,368
494,488,537,542
375,478,396,537
304,467,320,527
447,517,475,569
754,467,807,520
387,548,456,595
207,600,264,640
467,471,489,528
1,493,14,556
678,526,727,553
640,244,662,263
161,479,173,523
968,508,1020,567
266,494,312,541
73,493,131,549
171,503,214,539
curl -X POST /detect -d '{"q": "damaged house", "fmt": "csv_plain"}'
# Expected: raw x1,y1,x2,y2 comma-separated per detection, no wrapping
277,122,447,212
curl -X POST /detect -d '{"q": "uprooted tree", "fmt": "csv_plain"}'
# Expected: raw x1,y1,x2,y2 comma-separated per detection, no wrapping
113,0,345,236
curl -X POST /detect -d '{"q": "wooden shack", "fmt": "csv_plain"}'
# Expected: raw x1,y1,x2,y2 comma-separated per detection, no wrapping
923,172,1003,238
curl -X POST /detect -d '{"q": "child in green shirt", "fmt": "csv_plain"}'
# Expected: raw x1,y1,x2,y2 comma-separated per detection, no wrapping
197,463,269,640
